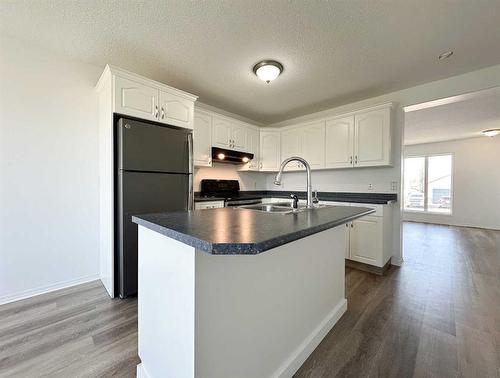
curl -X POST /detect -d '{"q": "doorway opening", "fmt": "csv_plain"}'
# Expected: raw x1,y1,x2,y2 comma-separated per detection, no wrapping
401,86,500,264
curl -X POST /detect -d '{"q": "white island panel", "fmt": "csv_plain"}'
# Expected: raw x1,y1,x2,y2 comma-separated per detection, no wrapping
137,225,347,378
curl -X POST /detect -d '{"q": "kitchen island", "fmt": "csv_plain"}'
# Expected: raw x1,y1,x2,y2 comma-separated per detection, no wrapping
132,205,374,378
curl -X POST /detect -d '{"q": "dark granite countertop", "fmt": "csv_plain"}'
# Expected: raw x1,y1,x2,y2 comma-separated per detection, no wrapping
194,191,397,204
132,205,374,255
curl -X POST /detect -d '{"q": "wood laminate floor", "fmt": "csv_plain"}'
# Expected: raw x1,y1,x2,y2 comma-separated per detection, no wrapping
0,222,499,377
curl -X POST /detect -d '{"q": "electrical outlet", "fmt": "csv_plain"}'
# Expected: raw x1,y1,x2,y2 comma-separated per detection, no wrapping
390,181,397,191
368,183,373,190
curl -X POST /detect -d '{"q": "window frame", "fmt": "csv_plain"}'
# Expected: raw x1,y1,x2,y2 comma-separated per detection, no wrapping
403,152,454,215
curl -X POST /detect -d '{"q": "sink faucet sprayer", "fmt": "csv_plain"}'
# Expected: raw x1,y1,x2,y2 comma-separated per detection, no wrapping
274,157,313,208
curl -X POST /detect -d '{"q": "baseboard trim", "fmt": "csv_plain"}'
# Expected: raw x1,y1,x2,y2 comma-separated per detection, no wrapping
391,256,403,266
346,259,392,275
0,274,100,306
272,298,348,378
137,363,149,378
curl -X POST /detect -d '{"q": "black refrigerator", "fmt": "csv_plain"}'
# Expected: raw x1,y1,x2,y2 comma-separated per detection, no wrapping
116,117,193,298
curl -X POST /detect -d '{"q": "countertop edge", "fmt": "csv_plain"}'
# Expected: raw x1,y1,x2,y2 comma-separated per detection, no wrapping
133,207,375,255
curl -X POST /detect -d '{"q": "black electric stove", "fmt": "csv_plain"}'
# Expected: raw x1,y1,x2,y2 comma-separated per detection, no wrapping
199,179,262,206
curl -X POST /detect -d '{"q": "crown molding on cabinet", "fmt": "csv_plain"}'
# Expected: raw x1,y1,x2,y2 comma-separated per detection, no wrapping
95,64,198,102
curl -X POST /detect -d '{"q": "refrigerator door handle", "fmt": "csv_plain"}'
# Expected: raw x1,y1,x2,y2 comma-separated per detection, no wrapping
187,133,194,210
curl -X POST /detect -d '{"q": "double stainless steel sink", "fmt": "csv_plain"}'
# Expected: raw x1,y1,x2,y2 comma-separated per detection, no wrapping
239,202,326,214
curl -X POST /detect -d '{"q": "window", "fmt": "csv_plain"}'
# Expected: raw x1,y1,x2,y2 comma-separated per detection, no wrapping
404,154,453,214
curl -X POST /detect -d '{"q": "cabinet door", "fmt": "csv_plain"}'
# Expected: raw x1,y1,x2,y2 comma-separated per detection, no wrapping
300,121,326,169
159,91,194,129
114,76,159,122
193,110,212,167
260,131,281,171
354,108,391,167
349,216,383,266
280,128,301,170
246,128,260,170
325,116,354,168
212,116,232,149
231,124,247,151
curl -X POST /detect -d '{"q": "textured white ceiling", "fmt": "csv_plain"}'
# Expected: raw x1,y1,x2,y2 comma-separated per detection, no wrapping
405,88,500,145
1,1,500,124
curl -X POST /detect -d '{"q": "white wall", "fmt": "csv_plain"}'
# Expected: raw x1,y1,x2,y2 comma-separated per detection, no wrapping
2,33,500,302
403,137,500,230
194,163,266,192
265,167,397,193
0,35,102,304
264,63,500,264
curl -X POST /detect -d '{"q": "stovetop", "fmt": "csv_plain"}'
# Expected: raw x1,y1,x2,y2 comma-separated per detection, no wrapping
198,179,263,202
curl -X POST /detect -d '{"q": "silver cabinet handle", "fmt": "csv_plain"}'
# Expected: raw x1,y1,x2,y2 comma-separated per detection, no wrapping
354,156,358,164
161,107,165,119
155,105,159,118
350,156,353,165
350,222,354,228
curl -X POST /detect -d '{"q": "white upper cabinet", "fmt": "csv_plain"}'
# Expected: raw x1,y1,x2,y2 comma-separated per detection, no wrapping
159,90,194,129
280,128,301,170
244,128,260,170
108,66,197,129
280,121,325,170
212,116,232,149
354,107,392,167
114,76,159,122
193,110,212,167
300,121,325,169
260,131,281,171
325,116,354,169
212,116,247,151
232,124,247,151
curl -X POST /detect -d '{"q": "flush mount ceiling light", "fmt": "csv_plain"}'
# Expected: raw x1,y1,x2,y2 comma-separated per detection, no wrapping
253,60,283,83
482,128,500,137
438,51,454,60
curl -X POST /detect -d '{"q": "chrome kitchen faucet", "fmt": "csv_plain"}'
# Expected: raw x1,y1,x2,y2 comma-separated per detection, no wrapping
274,157,313,208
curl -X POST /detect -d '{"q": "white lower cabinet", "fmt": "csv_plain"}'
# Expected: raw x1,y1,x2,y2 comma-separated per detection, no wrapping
345,205,392,268
348,216,383,264
318,201,392,268
194,201,224,210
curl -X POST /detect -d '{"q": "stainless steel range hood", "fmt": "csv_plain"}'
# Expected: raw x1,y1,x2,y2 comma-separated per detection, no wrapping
211,147,254,164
